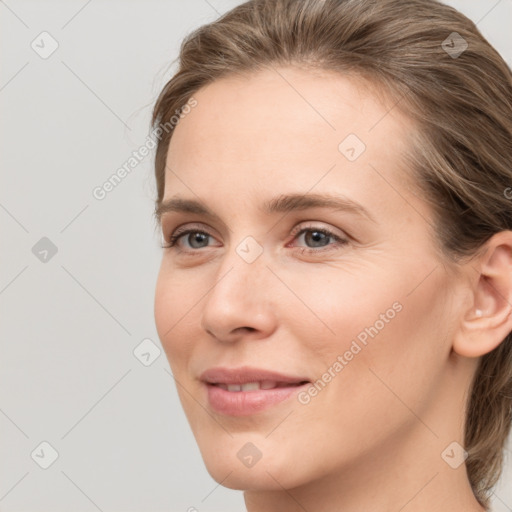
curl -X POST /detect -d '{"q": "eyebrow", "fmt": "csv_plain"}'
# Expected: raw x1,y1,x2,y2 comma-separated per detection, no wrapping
155,192,376,224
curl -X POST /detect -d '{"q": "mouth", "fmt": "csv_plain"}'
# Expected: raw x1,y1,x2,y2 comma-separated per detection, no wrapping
199,366,311,416
209,380,310,392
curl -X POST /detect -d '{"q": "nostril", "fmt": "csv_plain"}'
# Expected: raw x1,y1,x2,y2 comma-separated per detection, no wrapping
236,326,256,334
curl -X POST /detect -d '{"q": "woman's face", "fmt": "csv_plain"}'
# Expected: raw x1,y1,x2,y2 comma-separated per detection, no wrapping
154,67,470,492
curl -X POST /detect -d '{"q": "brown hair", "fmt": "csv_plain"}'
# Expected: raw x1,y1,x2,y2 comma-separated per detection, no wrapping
151,0,512,508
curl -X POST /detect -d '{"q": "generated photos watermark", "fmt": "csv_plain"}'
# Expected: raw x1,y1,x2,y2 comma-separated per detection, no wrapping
92,97,198,201
298,300,403,405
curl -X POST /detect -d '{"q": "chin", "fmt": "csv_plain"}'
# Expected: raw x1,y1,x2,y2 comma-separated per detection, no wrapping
196,437,312,491
204,460,302,491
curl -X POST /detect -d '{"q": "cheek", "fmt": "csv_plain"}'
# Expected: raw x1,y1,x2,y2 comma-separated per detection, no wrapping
279,266,403,360
154,264,197,367
307,268,450,431
286,262,449,414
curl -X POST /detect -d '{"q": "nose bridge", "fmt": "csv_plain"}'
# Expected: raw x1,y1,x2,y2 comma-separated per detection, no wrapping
209,233,266,306
200,232,272,339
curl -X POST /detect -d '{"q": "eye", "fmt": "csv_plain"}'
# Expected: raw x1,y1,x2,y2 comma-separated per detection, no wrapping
161,223,349,254
288,225,349,254
161,228,216,250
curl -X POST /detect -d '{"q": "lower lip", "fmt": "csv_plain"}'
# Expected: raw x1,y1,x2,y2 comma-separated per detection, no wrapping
204,383,310,416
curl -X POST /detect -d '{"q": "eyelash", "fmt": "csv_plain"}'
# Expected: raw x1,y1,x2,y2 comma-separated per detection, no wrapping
161,225,349,255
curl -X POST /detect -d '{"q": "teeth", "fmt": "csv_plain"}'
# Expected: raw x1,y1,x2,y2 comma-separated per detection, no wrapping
217,381,280,391
241,382,260,391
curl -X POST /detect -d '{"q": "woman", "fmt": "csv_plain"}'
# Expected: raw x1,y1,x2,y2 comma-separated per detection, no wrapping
152,0,512,510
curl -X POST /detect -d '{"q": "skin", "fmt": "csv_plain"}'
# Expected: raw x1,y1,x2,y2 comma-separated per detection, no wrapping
154,66,512,512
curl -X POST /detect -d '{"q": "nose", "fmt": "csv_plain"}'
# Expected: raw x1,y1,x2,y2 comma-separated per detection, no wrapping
200,241,277,344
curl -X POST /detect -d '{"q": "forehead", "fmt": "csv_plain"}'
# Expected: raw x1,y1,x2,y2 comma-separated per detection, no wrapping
164,66,415,203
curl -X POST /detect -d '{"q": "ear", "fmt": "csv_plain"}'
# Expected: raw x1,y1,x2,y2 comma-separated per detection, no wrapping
453,230,512,358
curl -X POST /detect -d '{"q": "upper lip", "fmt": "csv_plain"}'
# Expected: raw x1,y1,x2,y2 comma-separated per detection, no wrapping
199,366,310,385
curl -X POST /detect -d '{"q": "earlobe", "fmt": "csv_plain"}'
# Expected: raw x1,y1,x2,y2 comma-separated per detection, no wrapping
453,231,512,359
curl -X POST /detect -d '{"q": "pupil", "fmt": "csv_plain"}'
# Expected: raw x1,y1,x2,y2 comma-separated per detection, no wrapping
190,233,208,248
306,231,328,247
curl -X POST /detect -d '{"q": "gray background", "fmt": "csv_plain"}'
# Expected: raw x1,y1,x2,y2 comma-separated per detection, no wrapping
1,1,511,511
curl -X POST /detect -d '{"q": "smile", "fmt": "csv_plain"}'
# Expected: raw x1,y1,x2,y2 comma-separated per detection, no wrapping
213,380,307,392
204,381,311,416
